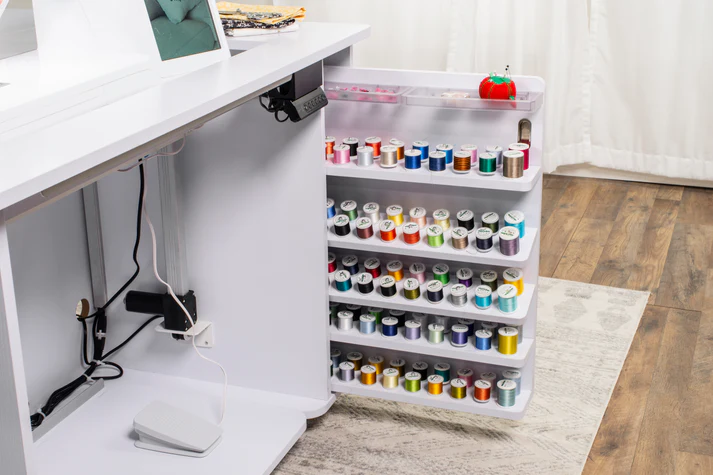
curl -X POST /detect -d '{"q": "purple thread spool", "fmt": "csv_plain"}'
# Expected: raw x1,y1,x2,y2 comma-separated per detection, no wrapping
451,324,469,347
405,320,422,340
456,268,474,288
458,318,475,337
499,226,520,256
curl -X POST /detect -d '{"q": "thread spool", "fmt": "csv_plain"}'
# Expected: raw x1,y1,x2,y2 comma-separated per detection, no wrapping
327,253,337,273
453,151,472,173
436,144,454,164
386,260,404,281
380,145,398,168
356,217,374,239
405,149,422,169
427,375,444,395
412,313,428,327
434,363,451,384
481,323,499,348
497,380,517,407
402,222,421,245
347,352,363,371
480,270,498,292
456,268,474,288
504,210,525,238
509,143,530,170
412,361,429,380
338,361,355,381
456,210,475,233
475,329,493,350
381,316,399,338
379,220,397,242
503,268,524,296
340,200,357,221
409,262,427,284
342,255,359,275
368,307,384,324
473,379,492,403
498,284,519,314
451,227,469,250
345,305,361,322
329,302,339,321
451,324,469,347
360,365,377,385
342,137,359,157
380,275,397,298
365,136,382,157
426,280,444,304
331,348,341,369
356,273,374,295
390,358,406,377
499,226,520,256
405,320,422,340
356,146,374,167
502,369,522,396
480,372,498,398
389,309,406,327
433,263,450,285
429,151,446,172
450,284,468,307
386,205,404,226
498,326,518,355
389,139,405,160
363,202,380,225
485,145,503,167
325,136,336,158
503,150,524,178
364,257,381,278
409,207,427,228
434,315,450,334
333,214,351,237
333,144,351,165
478,152,497,175
461,144,478,165
326,198,336,219
457,368,474,388
458,319,475,337
450,378,467,399
428,323,445,344
475,228,494,252
334,270,352,292
382,368,400,389
403,278,421,300
368,356,384,374
359,314,376,334
412,140,429,162
481,212,500,233
474,285,493,310
433,209,451,230
427,225,445,248
404,372,422,392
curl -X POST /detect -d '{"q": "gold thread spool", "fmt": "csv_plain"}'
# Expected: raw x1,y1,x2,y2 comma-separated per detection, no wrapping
360,365,377,385
368,356,384,374
453,151,472,173
390,139,405,160
503,268,524,296
450,378,467,399
390,358,406,377
403,278,421,300
386,205,404,226
498,327,519,355
387,260,404,281
427,375,444,395
347,351,363,371
503,150,524,178
382,368,400,389
433,209,451,230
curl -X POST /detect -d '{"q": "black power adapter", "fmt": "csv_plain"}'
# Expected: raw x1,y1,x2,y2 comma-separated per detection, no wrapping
260,61,328,122
125,290,197,339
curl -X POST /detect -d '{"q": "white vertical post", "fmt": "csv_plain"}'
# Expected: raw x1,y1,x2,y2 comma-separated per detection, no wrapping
81,183,108,308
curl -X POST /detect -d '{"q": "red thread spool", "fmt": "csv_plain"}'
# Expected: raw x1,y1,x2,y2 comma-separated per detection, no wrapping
365,136,382,158
402,222,421,245
327,253,337,273
474,380,492,403
509,143,530,170
364,258,382,278
379,219,397,242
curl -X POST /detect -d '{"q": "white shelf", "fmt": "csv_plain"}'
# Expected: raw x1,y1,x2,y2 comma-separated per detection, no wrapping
404,87,544,112
328,218,537,266
328,276,535,325
331,375,531,420
329,325,533,368
325,159,542,192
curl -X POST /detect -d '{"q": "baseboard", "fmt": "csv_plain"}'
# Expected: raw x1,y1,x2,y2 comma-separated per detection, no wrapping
553,163,713,189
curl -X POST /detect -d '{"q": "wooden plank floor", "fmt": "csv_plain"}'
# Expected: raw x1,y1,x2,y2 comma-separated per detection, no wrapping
539,175,713,474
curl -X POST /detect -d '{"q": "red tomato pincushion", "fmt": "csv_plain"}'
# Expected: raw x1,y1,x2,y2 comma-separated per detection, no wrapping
479,68,517,100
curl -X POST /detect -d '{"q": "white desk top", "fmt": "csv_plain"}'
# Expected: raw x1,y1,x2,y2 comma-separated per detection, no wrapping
0,22,369,212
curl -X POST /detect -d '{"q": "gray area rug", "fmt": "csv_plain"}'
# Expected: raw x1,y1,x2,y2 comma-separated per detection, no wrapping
275,278,649,475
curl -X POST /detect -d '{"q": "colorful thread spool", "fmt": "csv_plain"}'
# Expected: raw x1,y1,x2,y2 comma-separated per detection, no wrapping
329,302,339,322
379,220,397,242
503,150,524,178
403,278,421,300
475,228,494,252
334,270,352,292
333,144,350,165
427,225,445,248
458,319,475,337
478,152,497,175
497,380,517,407
404,372,422,392
364,257,381,278
409,262,427,284
433,209,451,230
480,270,498,292
453,151,471,173
498,326,518,355
359,314,376,334
333,214,350,237
363,202,380,225
342,255,358,275
436,144,454,164
427,375,444,395
338,361,355,381
481,323,499,347
499,226,520,256
368,355,384,374
405,320,422,340
368,307,384,324
451,324,469,347
343,137,359,157
346,305,361,321
411,312,427,327
456,209,475,233
433,263,450,285
380,145,398,168
405,149,422,169
382,368,400,389
434,363,451,384
474,285,493,309
402,222,421,245
480,372,498,398
450,378,467,399
503,369,522,396
504,210,525,239
457,268,474,288
485,145,503,167
473,379,492,402
356,146,374,167
390,358,406,377
325,136,336,158
409,207,427,228
457,368,474,388
331,348,341,369
386,205,404,226
413,140,429,162
475,329,492,350
356,273,374,294
390,309,406,327
365,136,382,158
503,268,524,296
380,275,397,298
481,212,499,233
498,284,519,313
326,198,336,219
389,139,405,160
387,260,404,281
356,217,374,239
429,151,446,172
381,316,399,338
450,284,468,307
451,227,469,250
341,200,358,221
428,323,445,344
327,253,337,273
509,143,530,170
360,365,377,385
461,144,478,165
412,361,429,380
426,280,444,304
347,352,363,371
434,315,450,334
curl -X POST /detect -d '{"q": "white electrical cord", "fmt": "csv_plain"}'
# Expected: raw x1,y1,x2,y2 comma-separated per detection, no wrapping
142,179,228,426
118,137,187,172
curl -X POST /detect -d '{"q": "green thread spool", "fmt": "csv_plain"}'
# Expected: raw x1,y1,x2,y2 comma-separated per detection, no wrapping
426,224,445,248
368,307,384,325
428,323,444,344
404,372,421,392
433,263,450,285
480,270,498,292
481,212,500,233
478,152,497,175
434,363,451,384
497,379,517,407
340,200,358,221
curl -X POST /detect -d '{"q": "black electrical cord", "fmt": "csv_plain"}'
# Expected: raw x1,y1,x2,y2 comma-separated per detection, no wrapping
259,94,290,123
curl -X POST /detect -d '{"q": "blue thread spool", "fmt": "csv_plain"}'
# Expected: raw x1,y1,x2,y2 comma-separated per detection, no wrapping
334,270,352,292
450,324,469,347
331,349,341,368
413,141,429,162
436,144,454,164
342,255,359,275
458,318,475,337
404,149,422,170
381,316,399,338
359,314,376,334
475,329,492,350
504,210,526,239
498,284,519,313
326,198,336,219
474,285,493,309
429,151,446,172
